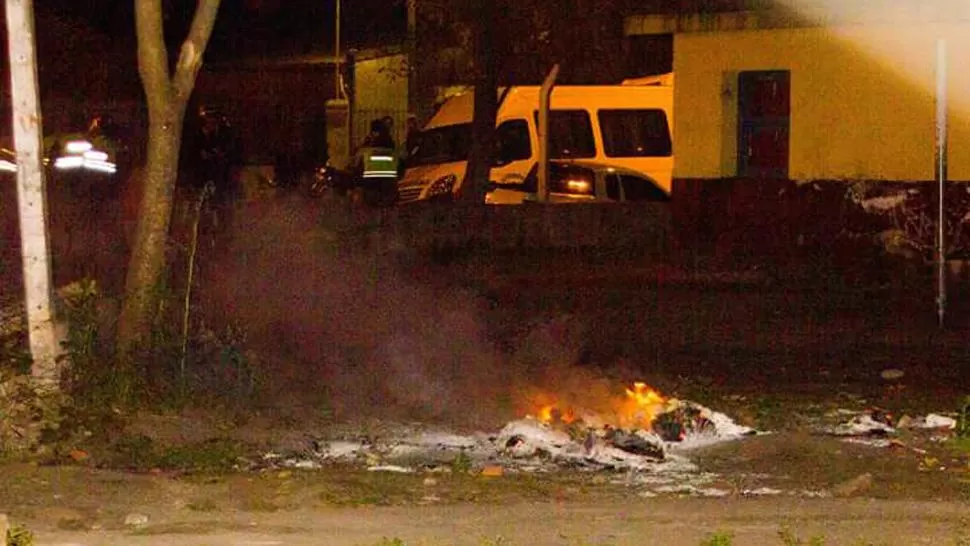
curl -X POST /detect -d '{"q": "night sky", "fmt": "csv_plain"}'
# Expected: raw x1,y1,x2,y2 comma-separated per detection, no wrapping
40,0,408,60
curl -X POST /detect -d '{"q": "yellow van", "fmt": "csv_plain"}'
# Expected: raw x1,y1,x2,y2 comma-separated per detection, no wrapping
397,76,674,204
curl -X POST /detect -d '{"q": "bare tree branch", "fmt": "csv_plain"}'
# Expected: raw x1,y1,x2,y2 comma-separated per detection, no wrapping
173,0,221,100
135,0,172,107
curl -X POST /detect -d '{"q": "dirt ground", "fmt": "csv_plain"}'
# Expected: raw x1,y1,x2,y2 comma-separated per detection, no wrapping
0,432,968,546
14,498,970,545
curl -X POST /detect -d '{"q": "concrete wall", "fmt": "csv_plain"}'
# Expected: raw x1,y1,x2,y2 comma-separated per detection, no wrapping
671,23,970,181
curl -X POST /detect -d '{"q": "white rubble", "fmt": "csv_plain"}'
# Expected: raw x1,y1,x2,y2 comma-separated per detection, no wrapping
652,484,731,497
742,487,783,496
824,413,895,436
822,410,959,439
367,465,414,473
907,414,957,430
667,406,757,451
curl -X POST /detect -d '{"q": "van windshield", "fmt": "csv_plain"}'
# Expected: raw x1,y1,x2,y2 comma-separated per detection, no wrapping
408,123,473,167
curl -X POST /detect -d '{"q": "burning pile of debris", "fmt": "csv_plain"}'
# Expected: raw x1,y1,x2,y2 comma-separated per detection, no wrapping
497,382,755,470
274,381,756,474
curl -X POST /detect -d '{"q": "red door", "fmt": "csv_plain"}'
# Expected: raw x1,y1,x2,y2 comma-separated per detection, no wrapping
737,71,791,179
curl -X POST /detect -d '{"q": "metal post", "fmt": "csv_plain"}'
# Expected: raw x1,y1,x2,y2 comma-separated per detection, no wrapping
5,0,60,385
537,64,560,203
935,38,948,329
335,0,342,98
406,0,418,117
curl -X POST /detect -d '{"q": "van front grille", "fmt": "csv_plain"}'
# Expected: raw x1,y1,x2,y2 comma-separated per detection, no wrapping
397,184,425,203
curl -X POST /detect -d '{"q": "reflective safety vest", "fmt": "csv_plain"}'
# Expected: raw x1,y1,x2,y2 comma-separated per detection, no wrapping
359,147,399,179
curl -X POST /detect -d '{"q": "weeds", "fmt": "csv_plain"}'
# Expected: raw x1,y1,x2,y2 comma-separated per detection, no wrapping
778,527,825,546
372,538,406,546
6,524,35,546
699,531,734,546
958,395,970,438
948,396,970,456
0,369,74,460
57,279,127,407
451,451,472,474
104,434,248,473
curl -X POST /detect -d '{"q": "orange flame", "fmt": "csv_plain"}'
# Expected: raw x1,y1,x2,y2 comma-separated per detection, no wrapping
536,404,577,425
617,381,666,428
530,381,666,429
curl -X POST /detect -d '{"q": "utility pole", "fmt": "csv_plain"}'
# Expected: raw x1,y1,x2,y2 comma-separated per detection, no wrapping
934,38,948,329
335,0,343,98
5,0,60,385
537,64,560,202
406,0,418,118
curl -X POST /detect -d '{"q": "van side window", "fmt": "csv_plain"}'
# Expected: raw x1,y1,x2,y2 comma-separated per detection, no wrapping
606,174,621,201
598,109,672,158
495,119,531,166
620,174,670,202
533,110,596,159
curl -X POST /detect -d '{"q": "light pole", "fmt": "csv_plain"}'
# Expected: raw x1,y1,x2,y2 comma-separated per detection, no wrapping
407,0,417,118
935,38,947,329
335,0,342,98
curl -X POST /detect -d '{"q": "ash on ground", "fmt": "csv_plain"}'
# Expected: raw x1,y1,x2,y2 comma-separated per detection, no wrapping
261,399,757,486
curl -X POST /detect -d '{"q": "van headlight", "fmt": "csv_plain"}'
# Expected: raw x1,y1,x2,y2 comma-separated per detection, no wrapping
427,174,457,197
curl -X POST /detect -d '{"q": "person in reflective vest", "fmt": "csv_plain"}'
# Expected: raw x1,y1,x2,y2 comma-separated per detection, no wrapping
353,119,399,180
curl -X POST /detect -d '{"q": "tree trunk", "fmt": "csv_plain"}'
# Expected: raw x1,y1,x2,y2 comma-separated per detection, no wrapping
460,0,498,204
115,109,184,358
116,0,221,374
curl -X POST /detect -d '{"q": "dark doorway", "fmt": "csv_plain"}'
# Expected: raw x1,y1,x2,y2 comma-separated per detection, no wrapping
737,70,790,179
626,34,673,79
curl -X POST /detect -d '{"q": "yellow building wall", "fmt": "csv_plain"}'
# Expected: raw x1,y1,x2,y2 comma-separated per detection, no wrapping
673,24,970,180
353,53,410,145
354,54,409,113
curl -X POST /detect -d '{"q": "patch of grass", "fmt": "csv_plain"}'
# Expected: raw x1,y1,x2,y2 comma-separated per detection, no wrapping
699,530,734,546
958,395,970,437
156,438,246,473
54,518,88,531
317,472,418,507
240,497,281,513
953,517,970,546
371,538,406,546
7,524,35,546
104,435,247,473
949,436,970,456
778,527,825,546
479,537,512,546
451,451,472,474
186,498,219,512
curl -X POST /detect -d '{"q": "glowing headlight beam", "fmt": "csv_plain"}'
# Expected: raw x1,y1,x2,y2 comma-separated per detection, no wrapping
64,140,93,154
54,156,85,169
362,170,399,178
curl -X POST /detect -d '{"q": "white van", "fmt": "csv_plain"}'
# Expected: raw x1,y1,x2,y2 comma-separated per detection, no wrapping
397,76,674,204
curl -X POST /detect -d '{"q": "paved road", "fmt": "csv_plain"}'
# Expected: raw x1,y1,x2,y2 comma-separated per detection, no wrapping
33,498,970,546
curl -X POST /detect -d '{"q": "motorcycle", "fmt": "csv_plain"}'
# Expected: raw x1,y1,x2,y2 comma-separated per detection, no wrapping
308,146,399,206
